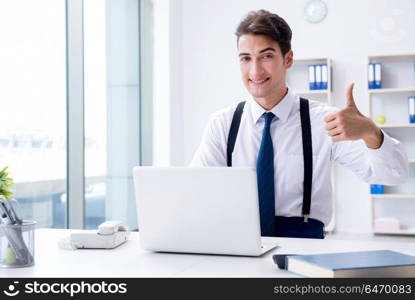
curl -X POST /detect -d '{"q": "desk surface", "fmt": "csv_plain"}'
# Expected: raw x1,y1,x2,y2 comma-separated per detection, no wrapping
1,229,415,277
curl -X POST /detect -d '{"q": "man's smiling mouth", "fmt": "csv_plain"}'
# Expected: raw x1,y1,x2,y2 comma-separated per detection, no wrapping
249,78,270,85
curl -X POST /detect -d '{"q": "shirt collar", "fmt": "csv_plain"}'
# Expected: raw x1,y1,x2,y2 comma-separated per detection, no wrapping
249,88,296,124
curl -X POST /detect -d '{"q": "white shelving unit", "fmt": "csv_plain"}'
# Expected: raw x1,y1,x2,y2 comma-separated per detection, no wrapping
379,124,415,129
367,54,415,236
287,57,335,233
287,57,333,105
368,88,415,95
371,194,415,200
373,230,415,236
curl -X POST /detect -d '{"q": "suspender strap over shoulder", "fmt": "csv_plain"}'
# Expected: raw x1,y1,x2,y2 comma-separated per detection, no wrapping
299,98,313,221
226,101,246,167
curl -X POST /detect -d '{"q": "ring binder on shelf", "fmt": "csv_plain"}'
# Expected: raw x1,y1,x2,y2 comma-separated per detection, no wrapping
308,64,316,90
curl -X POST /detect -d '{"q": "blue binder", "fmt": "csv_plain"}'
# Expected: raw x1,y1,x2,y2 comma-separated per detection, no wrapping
308,65,316,90
374,63,382,89
315,64,322,90
370,184,384,194
368,63,375,89
409,96,415,123
321,64,328,90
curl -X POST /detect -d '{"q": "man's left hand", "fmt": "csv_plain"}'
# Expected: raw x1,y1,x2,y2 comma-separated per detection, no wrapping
324,83,384,149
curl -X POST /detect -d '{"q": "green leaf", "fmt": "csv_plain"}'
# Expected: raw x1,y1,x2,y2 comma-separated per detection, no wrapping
0,166,14,201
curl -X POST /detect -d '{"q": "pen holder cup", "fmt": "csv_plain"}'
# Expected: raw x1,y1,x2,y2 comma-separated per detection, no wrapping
0,220,36,268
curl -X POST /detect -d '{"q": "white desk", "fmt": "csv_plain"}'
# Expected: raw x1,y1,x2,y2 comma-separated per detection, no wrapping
1,229,415,277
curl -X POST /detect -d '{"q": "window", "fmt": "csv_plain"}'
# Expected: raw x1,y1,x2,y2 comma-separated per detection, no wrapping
0,0,142,229
0,0,67,228
83,0,140,229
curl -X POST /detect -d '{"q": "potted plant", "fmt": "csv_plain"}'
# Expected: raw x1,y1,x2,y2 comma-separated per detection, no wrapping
0,166,14,202
0,167,34,267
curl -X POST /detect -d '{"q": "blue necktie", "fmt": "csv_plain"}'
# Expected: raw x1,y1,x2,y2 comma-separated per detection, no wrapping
257,112,276,236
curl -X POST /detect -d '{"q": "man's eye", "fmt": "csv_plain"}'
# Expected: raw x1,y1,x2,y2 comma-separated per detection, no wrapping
262,54,273,59
240,57,250,62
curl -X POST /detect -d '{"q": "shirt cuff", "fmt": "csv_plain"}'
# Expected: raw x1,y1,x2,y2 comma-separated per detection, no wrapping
366,130,400,162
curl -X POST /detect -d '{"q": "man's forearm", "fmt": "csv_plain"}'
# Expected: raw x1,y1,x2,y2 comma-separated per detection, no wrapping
363,126,384,149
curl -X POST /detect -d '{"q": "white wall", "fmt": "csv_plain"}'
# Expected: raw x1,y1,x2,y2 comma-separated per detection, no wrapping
154,0,415,233
152,0,184,166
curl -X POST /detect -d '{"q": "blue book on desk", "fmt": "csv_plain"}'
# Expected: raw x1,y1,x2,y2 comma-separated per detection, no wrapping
285,250,415,277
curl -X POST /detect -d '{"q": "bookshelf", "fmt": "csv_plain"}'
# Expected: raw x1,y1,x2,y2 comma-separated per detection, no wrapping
287,57,336,233
371,194,415,200
287,57,333,105
367,54,415,236
368,88,415,94
379,124,415,129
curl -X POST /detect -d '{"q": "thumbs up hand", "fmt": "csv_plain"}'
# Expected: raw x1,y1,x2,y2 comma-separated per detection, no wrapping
324,83,384,149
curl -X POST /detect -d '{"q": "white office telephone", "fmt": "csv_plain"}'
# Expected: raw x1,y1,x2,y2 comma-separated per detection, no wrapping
59,221,130,250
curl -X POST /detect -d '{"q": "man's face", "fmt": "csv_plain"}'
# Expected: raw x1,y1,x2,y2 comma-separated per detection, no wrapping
238,34,293,102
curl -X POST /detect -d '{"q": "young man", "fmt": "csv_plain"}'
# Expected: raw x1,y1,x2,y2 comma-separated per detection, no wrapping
190,10,408,238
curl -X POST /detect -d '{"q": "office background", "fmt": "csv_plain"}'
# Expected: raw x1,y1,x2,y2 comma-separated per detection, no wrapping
0,0,414,237
151,0,415,235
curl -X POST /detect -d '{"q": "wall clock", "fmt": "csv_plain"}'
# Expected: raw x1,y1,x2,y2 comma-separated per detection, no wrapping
304,0,328,24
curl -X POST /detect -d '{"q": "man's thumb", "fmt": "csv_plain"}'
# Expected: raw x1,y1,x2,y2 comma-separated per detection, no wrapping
346,83,356,108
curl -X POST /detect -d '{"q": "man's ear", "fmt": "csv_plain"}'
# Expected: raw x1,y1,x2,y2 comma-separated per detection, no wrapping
284,50,294,68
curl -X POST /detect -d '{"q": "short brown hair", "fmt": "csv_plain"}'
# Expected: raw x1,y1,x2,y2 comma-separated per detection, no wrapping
235,10,292,56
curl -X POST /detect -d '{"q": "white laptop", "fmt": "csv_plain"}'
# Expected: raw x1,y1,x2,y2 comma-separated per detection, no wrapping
132,167,278,256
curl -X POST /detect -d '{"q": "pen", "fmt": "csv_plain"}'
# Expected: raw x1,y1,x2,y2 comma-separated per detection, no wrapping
6,199,23,225
0,212,24,263
0,204,32,265
0,202,15,224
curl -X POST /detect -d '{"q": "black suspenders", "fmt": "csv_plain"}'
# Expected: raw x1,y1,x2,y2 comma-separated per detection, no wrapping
299,98,313,222
227,101,246,167
226,98,313,221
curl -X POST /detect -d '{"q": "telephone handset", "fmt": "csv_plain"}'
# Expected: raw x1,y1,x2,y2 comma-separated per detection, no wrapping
98,220,130,235
62,220,131,249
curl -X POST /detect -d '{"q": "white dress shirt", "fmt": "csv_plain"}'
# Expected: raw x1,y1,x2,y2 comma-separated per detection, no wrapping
190,89,409,226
